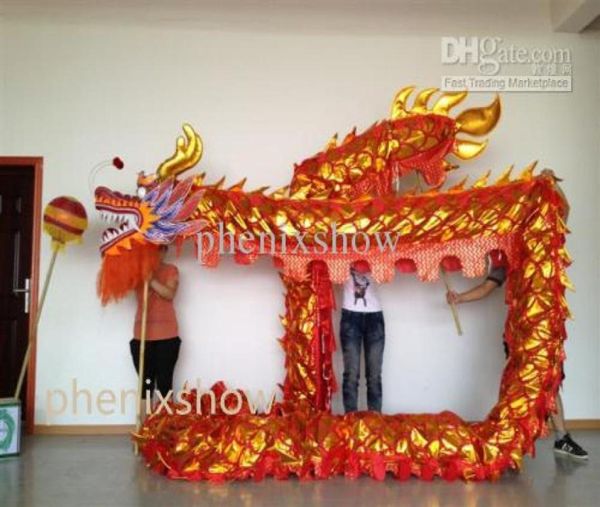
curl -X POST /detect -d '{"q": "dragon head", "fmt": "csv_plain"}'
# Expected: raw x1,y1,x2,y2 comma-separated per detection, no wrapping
290,86,501,199
95,124,206,256
389,86,502,162
95,124,207,304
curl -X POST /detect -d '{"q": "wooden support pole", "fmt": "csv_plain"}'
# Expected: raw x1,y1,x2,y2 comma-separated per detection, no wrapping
134,279,150,455
440,268,463,336
14,248,59,400
414,173,463,336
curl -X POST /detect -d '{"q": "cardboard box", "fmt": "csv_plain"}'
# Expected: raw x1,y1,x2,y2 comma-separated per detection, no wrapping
0,398,21,458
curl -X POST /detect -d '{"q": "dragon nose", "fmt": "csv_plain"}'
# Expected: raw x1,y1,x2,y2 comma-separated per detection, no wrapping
94,186,110,198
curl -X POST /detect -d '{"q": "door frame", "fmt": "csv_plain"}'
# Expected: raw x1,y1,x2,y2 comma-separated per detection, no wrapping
0,156,43,434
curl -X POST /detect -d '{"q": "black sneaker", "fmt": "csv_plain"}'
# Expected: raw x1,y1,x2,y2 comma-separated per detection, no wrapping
554,433,589,460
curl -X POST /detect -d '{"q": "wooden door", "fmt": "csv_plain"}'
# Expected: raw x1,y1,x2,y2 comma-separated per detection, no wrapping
0,158,42,432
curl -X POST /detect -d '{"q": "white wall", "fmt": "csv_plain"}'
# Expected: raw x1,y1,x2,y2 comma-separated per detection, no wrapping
1,7,599,425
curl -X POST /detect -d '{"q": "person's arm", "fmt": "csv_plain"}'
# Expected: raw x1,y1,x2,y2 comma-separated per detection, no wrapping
149,270,179,300
446,279,499,304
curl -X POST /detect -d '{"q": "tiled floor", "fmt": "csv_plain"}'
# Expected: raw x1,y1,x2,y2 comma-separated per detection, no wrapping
1,431,598,507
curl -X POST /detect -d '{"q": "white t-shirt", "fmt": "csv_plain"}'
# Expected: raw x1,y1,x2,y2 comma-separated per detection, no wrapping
342,268,382,313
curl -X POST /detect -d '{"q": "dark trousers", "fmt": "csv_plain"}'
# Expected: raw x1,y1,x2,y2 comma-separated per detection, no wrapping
129,337,181,399
340,309,385,413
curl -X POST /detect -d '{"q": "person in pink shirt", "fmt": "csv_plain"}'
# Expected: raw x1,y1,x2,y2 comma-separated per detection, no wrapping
130,245,181,403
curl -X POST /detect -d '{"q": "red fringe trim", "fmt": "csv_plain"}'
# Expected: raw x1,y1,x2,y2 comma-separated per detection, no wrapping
97,244,160,305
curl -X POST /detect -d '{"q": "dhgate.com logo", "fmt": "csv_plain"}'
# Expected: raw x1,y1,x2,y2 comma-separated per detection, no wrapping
441,36,572,93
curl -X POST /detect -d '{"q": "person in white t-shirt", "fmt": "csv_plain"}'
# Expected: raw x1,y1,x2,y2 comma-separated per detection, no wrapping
340,261,385,412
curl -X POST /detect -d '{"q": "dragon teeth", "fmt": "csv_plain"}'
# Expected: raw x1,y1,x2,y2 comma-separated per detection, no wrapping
101,220,134,244
99,209,137,245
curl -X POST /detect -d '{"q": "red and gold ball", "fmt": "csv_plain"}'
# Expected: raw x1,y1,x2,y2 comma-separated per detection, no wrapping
43,196,88,246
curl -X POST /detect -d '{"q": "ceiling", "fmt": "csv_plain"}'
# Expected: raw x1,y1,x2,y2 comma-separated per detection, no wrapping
0,0,596,34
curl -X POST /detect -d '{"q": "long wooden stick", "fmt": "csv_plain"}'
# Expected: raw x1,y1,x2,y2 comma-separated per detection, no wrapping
134,279,150,455
14,248,59,400
440,268,463,336
414,173,463,336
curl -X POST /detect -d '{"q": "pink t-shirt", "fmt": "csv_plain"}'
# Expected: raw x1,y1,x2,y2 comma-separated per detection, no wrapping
134,264,179,340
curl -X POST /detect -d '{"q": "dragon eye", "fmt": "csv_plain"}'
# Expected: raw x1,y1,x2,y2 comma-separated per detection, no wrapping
137,186,147,199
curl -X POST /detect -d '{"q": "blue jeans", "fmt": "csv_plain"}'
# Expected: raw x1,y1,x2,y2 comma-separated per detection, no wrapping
340,309,385,413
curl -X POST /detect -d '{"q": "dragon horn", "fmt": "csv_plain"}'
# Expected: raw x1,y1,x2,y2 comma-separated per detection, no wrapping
456,95,501,136
157,124,203,180
390,85,416,119
411,88,439,113
432,91,468,115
